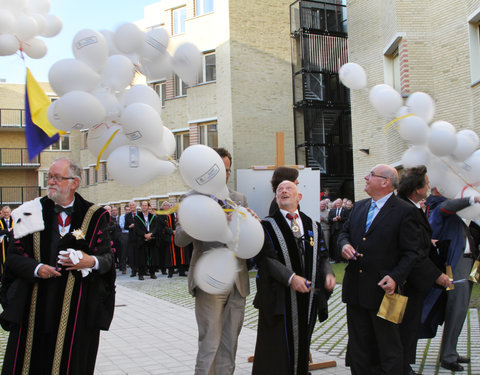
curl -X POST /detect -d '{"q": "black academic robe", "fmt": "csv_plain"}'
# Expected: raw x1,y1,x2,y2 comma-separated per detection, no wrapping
134,212,159,273
0,217,13,275
252,210,332,375
0,193,116,375
158,214,189,268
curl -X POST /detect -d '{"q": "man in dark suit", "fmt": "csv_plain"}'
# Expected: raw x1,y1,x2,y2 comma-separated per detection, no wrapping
0,158,115,375
338,164,420,375
252,180,335,375
397,167,450,375
0,206,13,276
124,200,138,277
134,201,158,280
328,198,348,262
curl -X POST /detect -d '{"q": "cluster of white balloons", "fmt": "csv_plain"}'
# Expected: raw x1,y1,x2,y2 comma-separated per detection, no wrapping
0,0,62,58
340,62,480,219
176,145,264,294
46,23,203,186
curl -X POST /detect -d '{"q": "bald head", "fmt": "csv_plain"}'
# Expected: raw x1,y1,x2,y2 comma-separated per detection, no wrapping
276,180,302,212
364,164,398,200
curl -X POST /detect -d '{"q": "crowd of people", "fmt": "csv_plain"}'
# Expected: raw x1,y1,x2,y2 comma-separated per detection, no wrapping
0,155,478,375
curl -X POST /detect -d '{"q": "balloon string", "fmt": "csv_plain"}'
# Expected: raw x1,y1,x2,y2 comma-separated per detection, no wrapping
434,155,480,195
167,155,179,168
383,113,414,133
96,128,120,170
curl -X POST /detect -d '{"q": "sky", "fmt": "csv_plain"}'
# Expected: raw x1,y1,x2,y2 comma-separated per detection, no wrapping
0,0,160,84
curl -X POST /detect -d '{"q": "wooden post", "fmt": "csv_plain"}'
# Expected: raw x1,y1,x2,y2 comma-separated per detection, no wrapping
275,132,285,167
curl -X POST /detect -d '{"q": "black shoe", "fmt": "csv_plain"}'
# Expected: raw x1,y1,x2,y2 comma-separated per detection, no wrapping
457,356,470,364
130,273,136,277
441,361,464,371
161,268,167,275
138,275,144,280
408,370,422,375
179,272,187,277
150,273,157,279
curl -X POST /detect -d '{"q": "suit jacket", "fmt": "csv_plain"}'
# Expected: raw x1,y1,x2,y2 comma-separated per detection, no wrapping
338,194,420,309
0,217,13,247
328,207,348,234
134,212,157,246
175,189,250,298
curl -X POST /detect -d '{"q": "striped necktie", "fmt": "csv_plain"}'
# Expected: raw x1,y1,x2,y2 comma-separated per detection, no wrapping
365,200,377,231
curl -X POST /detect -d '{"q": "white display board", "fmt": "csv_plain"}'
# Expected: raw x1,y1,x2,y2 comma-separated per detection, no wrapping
236,168,320,221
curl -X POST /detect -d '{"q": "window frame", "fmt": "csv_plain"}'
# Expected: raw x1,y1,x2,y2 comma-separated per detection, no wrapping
195,0,214,17
174,74,187,97
46,134,70,151
197,52,216,84
174,130,190,158
198,122,218,148
173,6,186,35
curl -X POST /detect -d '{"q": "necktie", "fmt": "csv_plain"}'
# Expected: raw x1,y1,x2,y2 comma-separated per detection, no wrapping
365,200,377,231
54,204,74,215
286,213,302,239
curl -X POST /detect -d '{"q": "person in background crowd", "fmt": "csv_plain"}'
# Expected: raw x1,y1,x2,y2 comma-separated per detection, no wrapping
124,201,138,277
0,158,115,375
0,206,13,276
118,204,130,274
269,166,299,216
328,198,348,262
321,188,330,200
134,201,158,280
319,199,330,252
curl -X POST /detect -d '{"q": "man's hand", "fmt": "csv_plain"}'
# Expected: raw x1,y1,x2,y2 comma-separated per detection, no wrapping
291,274,310,293
144,233,153,240
325,274,336,291
436,273,452,288
246,208,260,221
38,264,61,279
378,275,396,295
129,223,134,228
60,251,96,270
342,244,360,260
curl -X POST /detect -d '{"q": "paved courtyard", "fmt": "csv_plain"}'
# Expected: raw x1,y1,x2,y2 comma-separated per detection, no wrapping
0,270,479,374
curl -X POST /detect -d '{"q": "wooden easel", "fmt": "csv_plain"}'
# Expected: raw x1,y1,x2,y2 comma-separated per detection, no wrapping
247,132,337,371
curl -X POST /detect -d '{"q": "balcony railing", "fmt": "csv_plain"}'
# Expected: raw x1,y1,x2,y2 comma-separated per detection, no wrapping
0,109,26,128
0,186,41,206
0,148,40,167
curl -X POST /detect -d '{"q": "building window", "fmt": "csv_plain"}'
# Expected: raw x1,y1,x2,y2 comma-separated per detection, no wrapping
41,171,48,189
153,81,166,107
197,52,216,84
383,34,404,93
81,131,88,149
173,6,186,35
83,168,90,186
468,8,480,84
93,167,98,184
47,135,70,151
198,123,218,148
174,74,187,97
175,131,190,158
103,162,109,181
195,0,214,16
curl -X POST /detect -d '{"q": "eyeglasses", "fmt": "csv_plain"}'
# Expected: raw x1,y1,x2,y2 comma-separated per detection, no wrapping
47,174,76,182
369,171,388,180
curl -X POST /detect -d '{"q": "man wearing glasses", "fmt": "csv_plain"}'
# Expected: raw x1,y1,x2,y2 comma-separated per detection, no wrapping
0,157,115,375
339,164,420,375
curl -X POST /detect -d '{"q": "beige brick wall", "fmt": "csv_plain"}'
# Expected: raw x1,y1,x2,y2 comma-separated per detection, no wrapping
347,0,480,201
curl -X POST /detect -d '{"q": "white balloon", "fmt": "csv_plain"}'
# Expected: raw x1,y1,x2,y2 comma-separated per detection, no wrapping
72,29,108,73
178,194,233,243
428,121,457,156
426,156,464,199
121,102,164,155
26,0,50,14
114,23,144,54
48,58,101,96
157,126,176,159
91,88,122,121
406,92,435,124
87,122,129,159
0,9,15,33
339,62,367,90
46,100,65,130
100,29,121,56
40,14,62,37
122,84,162,114
227,207,264,259
0,0,27,16
173,42,202,86
0,33,19,56
14,15,39,42
102,54,135,91
55,91,106,131
107,145,176,185
369,84,403,119
141,52,173,80
397,115,429,145
142,27,169,61
452,130,479,162
456,187,480,220
179,144,228,199
194,248,237,294
401,146,430,168
23,37,47,59
31,13,46,35
459,150,480,185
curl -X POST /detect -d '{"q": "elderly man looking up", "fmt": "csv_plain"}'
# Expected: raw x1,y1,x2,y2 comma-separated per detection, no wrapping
339,164,420,375
252,180,335,375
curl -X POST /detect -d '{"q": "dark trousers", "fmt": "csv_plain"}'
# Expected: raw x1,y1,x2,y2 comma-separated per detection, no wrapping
346,304,403,375
118,233,128,271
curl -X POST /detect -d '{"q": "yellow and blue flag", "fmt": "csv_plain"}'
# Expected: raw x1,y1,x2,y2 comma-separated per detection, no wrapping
25,68,62,160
